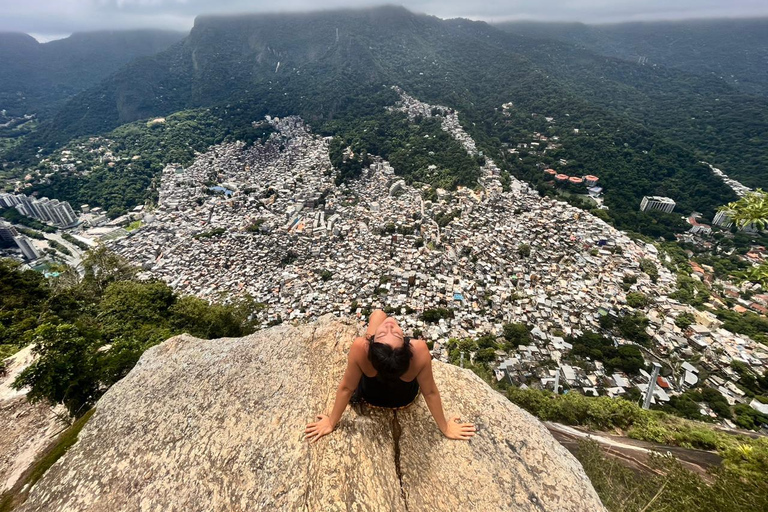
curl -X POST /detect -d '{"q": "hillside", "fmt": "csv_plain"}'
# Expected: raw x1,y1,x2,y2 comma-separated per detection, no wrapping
13,316,606,512
0,30,185,120
7,6,742,236
495,19,768,188
496,18,768,96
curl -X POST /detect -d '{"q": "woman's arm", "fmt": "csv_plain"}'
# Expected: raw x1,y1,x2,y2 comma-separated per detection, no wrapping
305,338,364,443
416,343,476,441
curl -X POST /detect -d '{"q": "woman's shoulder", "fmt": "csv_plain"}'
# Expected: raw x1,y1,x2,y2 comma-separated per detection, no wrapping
409,338,431,360
350,336,369,357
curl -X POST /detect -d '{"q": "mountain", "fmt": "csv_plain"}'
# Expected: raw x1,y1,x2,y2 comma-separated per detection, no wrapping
495,18,768,97
495,19,768,189
14,316,606,512
8,6,760,235
0,30,186,119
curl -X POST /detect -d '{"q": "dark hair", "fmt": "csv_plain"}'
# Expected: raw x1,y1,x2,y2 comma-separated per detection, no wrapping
366,334,413,383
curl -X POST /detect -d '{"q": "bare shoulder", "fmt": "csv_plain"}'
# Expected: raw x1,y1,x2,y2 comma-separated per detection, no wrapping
409,339,432,363
350,336,368,358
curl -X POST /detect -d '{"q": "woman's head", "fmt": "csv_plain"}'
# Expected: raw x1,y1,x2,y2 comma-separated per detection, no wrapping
367,316,412,381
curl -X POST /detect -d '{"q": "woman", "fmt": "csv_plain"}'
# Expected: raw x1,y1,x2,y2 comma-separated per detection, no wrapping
305,309,476,442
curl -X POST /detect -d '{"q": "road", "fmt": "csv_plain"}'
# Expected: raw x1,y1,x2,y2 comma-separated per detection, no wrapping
545,422,722,479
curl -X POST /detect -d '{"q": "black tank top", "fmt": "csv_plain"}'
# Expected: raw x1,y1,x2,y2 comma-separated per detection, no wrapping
358,373,420,408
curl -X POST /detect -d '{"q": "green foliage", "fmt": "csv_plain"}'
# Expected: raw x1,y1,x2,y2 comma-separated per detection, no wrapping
714,308,768,345
61,232,90,250
517,243,531,257
193,228,226,239
0,208,56,232
670,273,711,307
507,387,645,430
47,239,72,256
0,30,183,122
14,323,99,416
0,259,50,351
420,308,453,323
639,259,659,283
501,322,532,348
4,249,255,417
17,109,274,214
625,292,651,309
575,438,768,512
718,189,768,232
569,331,645,374
15,227,45,240
498,19,768,191
675,312,695,330
4,7,746,240
614,312,652,346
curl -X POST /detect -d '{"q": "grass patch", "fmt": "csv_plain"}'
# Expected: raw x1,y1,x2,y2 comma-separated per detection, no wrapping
0,408,95,512
125,220,142,232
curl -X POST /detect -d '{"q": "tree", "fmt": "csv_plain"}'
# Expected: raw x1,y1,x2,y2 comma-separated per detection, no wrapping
639,258,659,283
81,246,138,295
13,323,97,416
502,322,532,347
517,243,531,257
675,312,695,330
718,189,768,232
626,292,651,309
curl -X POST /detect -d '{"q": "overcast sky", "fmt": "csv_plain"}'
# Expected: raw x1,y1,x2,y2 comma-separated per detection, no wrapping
4,0,768,41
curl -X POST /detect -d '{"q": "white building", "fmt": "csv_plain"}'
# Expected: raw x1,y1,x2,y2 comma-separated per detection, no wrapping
713,210,733,229
640,196,676,213
13,235,40,261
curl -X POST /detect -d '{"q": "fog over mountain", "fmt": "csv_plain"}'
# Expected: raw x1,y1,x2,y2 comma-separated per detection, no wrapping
3,0,768,37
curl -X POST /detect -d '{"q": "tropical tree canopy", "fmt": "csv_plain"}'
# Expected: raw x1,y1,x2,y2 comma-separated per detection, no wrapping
718,189,768,232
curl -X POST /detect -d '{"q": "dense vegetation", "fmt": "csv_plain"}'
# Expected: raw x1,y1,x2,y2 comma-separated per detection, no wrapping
495,20,768,189
497,19,768,97
0,251,256,416
0,30,183,120
568,331,645,374
328,111,482,189
576,439,768,512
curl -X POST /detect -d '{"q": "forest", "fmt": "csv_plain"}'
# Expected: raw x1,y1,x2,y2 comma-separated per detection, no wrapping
0,250,256,417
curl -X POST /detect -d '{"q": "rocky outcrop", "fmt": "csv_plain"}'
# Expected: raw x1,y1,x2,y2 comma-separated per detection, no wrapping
17,316,606,512
1,346,67,493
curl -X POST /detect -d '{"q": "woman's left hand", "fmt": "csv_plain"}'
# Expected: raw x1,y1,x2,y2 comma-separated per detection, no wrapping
443,416,476,440
305,414,335,443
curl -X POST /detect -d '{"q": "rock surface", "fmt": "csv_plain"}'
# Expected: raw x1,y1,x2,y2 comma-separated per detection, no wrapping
1,346,67,493
18,316,606,512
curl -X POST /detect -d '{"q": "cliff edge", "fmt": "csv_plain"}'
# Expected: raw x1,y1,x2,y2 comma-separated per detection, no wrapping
17,315,606,512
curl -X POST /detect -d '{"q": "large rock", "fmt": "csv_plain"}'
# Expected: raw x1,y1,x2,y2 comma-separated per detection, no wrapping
18,316,605,512
1,346,67,493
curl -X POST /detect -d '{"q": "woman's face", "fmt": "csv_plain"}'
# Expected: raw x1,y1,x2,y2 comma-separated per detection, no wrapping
374,316,405,348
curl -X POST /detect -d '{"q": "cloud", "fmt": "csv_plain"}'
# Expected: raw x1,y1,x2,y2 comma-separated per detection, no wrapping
2,0,768,37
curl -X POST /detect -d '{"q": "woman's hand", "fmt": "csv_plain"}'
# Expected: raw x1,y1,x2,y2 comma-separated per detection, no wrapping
305,414,335,443
443,416,476,440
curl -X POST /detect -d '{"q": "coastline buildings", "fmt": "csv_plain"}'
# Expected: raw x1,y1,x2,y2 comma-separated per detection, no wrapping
640,196,676,213
0,193,78,227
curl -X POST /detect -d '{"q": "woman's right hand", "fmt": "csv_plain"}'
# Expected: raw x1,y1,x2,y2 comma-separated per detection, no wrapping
305,414,335,443
443,416,476,440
